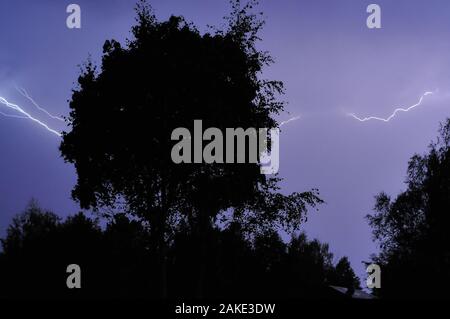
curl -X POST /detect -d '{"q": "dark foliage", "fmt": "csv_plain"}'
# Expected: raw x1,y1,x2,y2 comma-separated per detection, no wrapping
0,203,359,299
367,118,450,299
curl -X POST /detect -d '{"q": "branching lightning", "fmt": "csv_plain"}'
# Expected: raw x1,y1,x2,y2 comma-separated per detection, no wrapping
0,111,28,119
280,115,300,126
16,87,64,121
0,96,62,137
348,91,435,123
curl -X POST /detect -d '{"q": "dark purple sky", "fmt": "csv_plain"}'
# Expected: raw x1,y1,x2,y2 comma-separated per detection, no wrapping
1,0,450,282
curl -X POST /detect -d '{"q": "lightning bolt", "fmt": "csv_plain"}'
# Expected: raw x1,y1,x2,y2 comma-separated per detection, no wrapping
0,96,62,137
348,91,435,122
16,87,64,121
280,115,300,126
0,111,28,119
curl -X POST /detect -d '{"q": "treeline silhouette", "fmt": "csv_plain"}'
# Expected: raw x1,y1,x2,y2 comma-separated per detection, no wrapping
0,201,359,299
367,118,450,299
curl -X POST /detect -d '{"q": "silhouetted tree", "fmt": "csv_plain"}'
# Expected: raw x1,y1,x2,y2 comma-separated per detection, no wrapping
367,118,450,298
330,257,361,291
285,233,333,293
0,200,62,298
0,201,104,298
59,0,322,297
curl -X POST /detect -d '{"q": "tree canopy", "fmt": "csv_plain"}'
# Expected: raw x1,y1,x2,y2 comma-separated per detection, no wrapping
59,0,322,296
60,0,320,230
